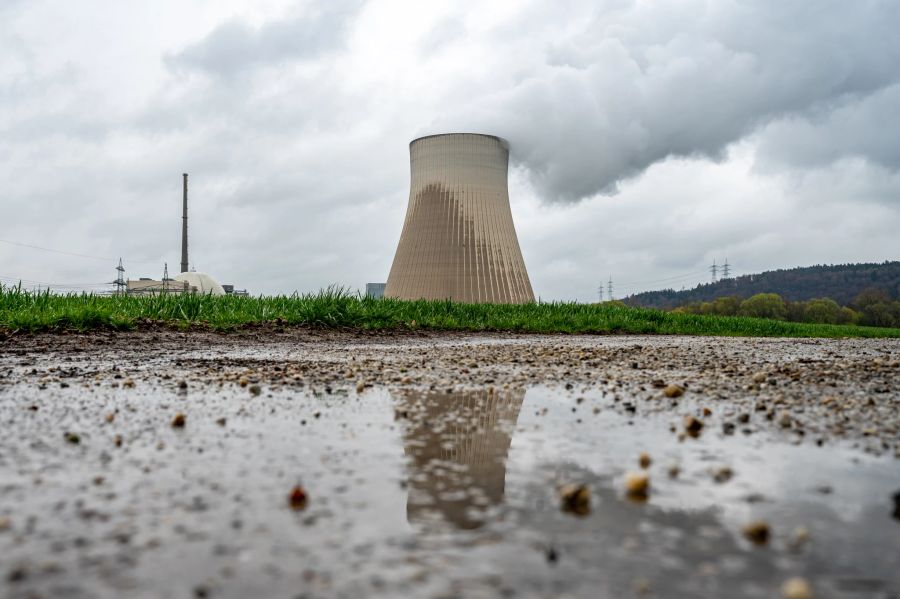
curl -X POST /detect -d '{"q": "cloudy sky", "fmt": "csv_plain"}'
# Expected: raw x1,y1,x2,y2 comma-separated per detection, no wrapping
1,0,898,301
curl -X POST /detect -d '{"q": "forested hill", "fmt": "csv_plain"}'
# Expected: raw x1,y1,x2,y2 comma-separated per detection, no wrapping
625,262,900,309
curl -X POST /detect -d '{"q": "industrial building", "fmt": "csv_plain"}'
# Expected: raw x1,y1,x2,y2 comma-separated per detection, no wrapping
122,173,246,296
365,283,386,299
384,133,534,304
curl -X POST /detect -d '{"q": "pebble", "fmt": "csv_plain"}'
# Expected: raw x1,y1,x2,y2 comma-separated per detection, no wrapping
683,416,704,435
742,521,770,545
249,384,262,396
752,372,767,383
789,526,810,549
288,485,308,510
664,384,684,398
625,472,650,499
559,484,591,515
779,412,793,428
171,413,186,428
64,432,80,444
781,577,813,599
638,453,652,468
0,517,10,532
713,467,733,483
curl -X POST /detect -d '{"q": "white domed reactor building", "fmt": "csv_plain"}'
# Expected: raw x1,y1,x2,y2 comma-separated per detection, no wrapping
384,133,534,304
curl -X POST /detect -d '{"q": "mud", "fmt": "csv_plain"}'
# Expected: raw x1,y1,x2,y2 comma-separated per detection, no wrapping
0,329,898,598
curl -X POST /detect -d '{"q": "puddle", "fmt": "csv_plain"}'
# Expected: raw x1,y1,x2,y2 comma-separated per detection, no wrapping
0,383,898,598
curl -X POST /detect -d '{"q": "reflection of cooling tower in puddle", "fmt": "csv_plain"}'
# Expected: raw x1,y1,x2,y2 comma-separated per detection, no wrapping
384,133,535,303
396,388,525,530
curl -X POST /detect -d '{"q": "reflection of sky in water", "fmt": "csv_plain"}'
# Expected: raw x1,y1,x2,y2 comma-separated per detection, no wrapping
395,385,900,595
4,381,897,598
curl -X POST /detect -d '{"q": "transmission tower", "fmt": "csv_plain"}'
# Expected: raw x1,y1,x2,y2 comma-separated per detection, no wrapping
115,258,126,295
597,284,604,302
709,259,718,283
162,263,170,294
607,276,613,301
722,258,731,279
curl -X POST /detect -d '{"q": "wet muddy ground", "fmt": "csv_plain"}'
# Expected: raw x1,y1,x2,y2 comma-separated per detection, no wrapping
0,329,898,598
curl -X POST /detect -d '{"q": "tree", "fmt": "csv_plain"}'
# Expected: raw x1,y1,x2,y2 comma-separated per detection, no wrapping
710,296,741,316
804,298,841,324
838,306,859,325
739,293,787,320
853,287,891,310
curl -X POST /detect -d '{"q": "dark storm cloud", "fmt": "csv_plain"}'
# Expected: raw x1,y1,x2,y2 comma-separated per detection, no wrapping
168,1,363,78
433,0,900,202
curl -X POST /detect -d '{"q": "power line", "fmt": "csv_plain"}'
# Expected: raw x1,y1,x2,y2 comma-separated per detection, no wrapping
0,274,111,290
0,238,157,265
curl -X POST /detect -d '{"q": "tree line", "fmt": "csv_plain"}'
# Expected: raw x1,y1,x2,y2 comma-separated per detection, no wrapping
627,261,900,309
670,287,900,328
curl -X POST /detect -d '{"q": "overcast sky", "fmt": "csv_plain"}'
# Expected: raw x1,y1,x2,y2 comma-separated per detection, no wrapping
1,0,898,301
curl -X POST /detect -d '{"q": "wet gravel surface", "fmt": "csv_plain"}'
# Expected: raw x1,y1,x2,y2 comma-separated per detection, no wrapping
0,329,898,598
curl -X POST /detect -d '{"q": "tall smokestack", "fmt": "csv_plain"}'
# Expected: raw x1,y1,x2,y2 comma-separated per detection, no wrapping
180,173,189,273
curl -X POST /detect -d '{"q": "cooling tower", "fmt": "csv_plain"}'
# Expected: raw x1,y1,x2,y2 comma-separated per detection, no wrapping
384,133,535,303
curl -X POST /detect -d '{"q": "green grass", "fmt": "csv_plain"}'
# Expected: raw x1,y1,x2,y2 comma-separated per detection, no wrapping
1,284,899,338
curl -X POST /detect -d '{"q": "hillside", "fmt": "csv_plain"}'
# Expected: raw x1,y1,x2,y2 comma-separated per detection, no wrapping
625,262,900,309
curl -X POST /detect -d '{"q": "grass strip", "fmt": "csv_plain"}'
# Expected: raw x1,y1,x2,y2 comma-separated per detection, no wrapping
1,284,899,338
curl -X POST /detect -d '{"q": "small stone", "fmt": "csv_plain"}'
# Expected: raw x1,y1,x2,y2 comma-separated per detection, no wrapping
742,521,770,545
216,417,227,427
667,465,680,479
638,453,652,469
684,416,704,436
737,413,750,423
238,376,249,387
0,517,10,532
288,485,308,510
778,412,793,428
625,472,650,499
752,372,767,383
664,384,684,398
7,566,27,583
789,526,810,549
248,384,262,396
781,577,813,599
64,432,80,444
105,412,115,424
713,467,733,483
892,490,900,520
401,376,412,384
177,380,188,390
356,381,365,393
722,422,736,435
122,378,135,388
171,413,186,428
559,484,591,515
114,435,123,447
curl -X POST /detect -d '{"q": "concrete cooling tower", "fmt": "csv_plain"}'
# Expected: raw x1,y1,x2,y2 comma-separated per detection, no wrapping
384,133,535,303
